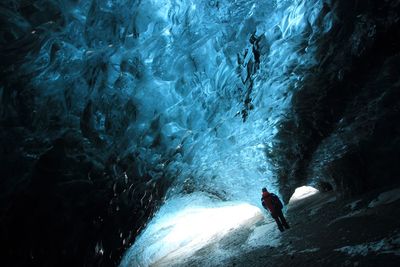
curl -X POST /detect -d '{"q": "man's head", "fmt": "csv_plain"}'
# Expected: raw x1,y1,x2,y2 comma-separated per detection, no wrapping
262,187,268,193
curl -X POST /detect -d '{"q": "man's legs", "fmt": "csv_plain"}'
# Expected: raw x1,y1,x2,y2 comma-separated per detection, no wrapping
277,209,290,229
273,214,284,232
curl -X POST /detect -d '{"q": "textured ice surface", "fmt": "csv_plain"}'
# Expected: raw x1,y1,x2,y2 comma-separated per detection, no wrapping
3,0,334,201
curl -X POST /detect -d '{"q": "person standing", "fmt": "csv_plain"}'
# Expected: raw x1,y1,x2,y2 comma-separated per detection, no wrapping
261,187,290,232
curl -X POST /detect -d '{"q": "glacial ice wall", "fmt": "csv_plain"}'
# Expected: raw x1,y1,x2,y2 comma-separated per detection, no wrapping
2,0,334,202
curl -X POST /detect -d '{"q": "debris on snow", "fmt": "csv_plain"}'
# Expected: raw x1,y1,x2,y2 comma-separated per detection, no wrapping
335,232,400,257
298,248,320,253
368,188,400,208
347,199,362,211
327,209,365,226
245,222,281,249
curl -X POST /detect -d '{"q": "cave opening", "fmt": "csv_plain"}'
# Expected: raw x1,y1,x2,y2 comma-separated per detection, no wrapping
288,185,320,204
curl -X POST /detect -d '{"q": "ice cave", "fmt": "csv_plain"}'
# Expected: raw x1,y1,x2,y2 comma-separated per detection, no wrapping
1,0,400,266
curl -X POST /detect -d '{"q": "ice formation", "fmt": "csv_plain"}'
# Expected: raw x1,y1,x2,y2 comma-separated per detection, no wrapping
119,0,333,264
288,186,319,203
3,0,400,265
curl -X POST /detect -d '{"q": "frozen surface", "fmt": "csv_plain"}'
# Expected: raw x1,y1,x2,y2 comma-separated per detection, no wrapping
120,193,264,267
328,188,400,227
335,232,400,257
347,199,362,211
245,222,282,249
298,248,320,253
368,187,400,208
288,186,319,204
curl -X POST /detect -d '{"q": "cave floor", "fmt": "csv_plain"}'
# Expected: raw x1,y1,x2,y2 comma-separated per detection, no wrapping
173,186,400,267
221,186,400,267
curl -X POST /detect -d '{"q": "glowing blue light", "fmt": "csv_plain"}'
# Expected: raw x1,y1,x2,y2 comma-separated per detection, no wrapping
120,198,263,266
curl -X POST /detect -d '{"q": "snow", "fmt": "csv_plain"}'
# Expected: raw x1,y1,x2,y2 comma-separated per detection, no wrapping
327,209,365,226
309,207,320,216
245,221,282,249
298,248,320,253
335,232,400,257
347,199,362,211
308,195,336,216
368,187,400,208
120,193,265,267
289,186,320,203
329,188,400,226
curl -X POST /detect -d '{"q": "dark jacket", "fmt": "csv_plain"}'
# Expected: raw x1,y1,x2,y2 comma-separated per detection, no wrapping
261,191,283,215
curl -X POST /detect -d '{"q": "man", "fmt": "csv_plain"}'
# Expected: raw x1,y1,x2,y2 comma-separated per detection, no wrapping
261,187,290,232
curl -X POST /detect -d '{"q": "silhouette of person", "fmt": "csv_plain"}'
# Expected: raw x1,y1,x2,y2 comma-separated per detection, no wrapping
261,187,290,232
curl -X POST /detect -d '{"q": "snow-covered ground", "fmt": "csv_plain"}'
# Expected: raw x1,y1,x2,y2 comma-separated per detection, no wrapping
368,187,400,208
121,187,400,266
120,192,278,266
335,232,400,257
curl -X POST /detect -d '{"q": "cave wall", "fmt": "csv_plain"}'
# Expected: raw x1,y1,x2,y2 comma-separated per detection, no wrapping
0,0,171,266
268,0,400,201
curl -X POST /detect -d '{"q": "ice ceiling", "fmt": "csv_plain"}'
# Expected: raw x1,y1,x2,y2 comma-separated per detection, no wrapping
78,0,331,202
114,0,329,200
